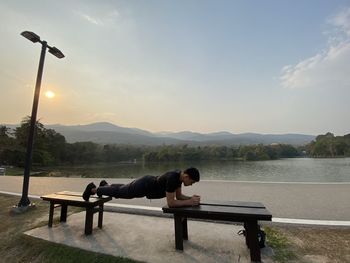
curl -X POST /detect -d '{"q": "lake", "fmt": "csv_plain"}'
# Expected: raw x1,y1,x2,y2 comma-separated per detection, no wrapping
45,158,350,183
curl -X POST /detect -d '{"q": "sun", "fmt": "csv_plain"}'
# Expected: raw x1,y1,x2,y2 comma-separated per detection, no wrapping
45,91,55,99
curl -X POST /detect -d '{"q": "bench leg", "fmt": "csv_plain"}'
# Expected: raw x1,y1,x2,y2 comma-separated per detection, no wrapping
60,204,68,222
98,204,104,229
182,217,188,240
48,202,54,227
85,207,94,235
244,222,249,248
174,215,183,250
246,220,261,262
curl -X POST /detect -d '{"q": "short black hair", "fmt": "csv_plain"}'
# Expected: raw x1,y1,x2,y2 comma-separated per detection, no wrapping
184,167,200,182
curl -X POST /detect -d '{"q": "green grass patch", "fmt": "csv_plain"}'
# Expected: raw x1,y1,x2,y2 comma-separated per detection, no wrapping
2,166,24,175
3,166,51,176
13,235,139,263
264,226,298,263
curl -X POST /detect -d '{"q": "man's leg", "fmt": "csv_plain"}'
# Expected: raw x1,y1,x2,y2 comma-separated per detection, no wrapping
127,175,153,198
83,181,125,201
96,184,124,198
95,175,154,199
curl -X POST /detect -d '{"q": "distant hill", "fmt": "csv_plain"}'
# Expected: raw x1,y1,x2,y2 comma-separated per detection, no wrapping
49,122,154,137
156,131,314,145
1,122,315,146
48,129,187,145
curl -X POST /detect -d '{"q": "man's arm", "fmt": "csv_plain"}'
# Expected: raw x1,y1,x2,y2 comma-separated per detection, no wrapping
175,187,191,200
166,190,200,208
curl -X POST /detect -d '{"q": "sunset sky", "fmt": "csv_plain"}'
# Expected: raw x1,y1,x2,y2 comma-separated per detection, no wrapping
1,1,349,135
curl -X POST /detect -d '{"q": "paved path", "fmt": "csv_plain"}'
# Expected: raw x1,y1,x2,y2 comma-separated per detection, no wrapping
1,176,350,221
25,211,274,263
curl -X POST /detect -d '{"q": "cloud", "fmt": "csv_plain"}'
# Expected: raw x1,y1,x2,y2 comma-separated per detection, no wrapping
330,7,350,37
280,7,350,89
80,13,102,25
77,9,119,26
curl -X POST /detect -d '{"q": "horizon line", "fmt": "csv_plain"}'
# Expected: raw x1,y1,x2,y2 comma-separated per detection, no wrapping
0,121,323,136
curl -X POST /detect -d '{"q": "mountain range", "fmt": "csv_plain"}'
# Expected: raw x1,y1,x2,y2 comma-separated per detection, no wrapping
2,122,316,146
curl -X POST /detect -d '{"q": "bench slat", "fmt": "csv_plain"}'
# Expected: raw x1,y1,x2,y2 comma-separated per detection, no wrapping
54,191,105,200
55,191,83,196
200,200,265,208
163,204,272,221
42,194,86,202
41,194,111,207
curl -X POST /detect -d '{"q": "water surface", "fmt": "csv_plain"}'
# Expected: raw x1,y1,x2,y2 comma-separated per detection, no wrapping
47,158,350,183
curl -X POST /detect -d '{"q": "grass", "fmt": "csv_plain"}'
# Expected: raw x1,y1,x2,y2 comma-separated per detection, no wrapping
264,226,298,262
3,166,52,177
264,224,350,263
0,194,143,263
2,166,23,176
276,225,350,263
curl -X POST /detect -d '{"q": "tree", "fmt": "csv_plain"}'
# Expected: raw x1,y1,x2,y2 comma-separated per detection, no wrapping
63,141,101,164
0,126,11,147
0,125,16,165
14,116,46,149
42,128,66,163
12,116,66,166
307,132,350,158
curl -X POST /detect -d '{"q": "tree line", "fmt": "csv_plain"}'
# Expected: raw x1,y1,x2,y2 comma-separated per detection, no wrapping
0,117,148,166
0,117,349,167
306,132,350,158
143,143,302,162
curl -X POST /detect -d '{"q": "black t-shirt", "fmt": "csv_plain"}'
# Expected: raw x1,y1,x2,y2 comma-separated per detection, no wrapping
146,170,182,199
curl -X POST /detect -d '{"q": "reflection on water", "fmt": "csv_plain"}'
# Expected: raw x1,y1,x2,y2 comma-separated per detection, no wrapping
44,158,350,182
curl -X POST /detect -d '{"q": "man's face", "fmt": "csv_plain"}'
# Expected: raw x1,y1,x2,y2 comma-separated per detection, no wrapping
183,174,196,186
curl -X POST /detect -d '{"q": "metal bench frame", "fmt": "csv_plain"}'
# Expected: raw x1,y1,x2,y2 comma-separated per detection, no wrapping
163,201,272,262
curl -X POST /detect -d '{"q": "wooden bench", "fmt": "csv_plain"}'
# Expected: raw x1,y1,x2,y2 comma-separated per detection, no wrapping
163,200,272,263
41,191,112,235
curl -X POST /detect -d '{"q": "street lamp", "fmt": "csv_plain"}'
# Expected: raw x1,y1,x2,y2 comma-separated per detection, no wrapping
17,31,64,209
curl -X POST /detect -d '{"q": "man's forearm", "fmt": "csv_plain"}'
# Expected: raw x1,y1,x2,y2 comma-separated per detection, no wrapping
177,194,191,200
167,198,193,208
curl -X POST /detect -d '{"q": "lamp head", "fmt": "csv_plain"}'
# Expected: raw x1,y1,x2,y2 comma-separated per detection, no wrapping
21,31,41,43
48,46,65,59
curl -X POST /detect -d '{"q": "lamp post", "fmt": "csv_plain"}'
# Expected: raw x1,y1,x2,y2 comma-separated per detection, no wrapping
17,31,64,209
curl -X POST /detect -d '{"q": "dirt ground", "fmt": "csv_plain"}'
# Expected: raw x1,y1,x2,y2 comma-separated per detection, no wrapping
272,224,350,263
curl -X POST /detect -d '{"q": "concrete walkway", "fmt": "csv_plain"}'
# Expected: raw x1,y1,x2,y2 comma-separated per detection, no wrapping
1,176,350,221
25,211,274,263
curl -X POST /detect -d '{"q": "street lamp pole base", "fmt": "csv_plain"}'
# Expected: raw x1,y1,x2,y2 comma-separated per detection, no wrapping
11,203,36,214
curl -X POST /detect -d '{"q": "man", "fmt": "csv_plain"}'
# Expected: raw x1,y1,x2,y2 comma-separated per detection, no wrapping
83,167,201,207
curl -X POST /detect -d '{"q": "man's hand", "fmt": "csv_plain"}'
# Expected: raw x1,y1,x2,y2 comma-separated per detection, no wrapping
167,191,201,207
190,195,200,206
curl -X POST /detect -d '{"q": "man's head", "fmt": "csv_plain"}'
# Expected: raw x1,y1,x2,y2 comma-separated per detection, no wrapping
182,167,200,186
